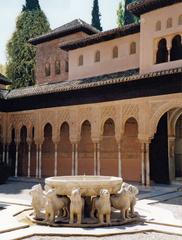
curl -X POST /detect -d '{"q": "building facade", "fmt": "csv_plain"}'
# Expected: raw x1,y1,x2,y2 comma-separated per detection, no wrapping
0,0,182,185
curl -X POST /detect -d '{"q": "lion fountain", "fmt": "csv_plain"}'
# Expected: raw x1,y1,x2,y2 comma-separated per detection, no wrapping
29,176,140,227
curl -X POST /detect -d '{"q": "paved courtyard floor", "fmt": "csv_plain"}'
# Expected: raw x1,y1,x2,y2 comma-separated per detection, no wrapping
0,178,182,240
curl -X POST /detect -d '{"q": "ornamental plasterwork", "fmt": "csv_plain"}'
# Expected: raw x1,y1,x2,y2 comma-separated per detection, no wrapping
8,113,34,130
57,110,70,126
150,100,182,137
122,104,139,124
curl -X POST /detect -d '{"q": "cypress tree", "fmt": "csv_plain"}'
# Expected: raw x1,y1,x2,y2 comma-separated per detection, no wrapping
124,0,139,25
117,1,125,27
22,0,40,11
91,0,103,31
6,0,50,88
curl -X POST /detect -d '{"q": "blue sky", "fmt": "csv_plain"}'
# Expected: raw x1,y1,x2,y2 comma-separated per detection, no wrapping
0,0,122,64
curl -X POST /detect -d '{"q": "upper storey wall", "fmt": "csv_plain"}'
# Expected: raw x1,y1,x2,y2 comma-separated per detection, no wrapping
68,33,140,80
140,2,182,74
35,32,88,85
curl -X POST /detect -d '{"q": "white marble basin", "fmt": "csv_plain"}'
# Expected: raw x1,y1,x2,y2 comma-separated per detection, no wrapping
45,176,123,196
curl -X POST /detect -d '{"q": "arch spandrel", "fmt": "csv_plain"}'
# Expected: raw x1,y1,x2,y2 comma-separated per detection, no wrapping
150,100,182,139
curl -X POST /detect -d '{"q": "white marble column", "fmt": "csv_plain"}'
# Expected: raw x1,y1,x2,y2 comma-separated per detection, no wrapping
71,144,75,175
94,143,97,175
97,143,100,175
15,143,19,177
141,142,145,185
38,144,42,179
145,142,150,186
35,144,39,178
27,143,31,178
54,143,58,176
118,142,122,177
167,37,172,62
75,143,78,175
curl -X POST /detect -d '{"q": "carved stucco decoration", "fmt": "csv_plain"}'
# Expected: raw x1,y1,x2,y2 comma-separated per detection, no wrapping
122,104,139,126
150,100,182,138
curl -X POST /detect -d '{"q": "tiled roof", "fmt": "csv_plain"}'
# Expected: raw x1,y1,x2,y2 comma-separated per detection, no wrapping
60,23,140,51
29,19,100,45
4,67,182,99
0,73,11,85
128,0,182,17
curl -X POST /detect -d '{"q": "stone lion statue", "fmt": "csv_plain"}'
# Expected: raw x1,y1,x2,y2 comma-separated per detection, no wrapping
69,188,84,224
122,183,139,217
91,189,111,224
30,184,45,219
45,189,70,224
110,183,139,220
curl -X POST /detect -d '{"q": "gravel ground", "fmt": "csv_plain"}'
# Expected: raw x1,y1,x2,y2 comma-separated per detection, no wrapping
23,232,182,240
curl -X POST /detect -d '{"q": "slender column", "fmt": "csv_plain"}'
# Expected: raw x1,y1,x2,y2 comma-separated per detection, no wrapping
141,142,145,185
38,144,42,179
118,142,122,177
2,144,5,163
15,143,19,177
145,142,150,186
97,143,100,175
27,143,31,178
54,143,58,176
75,143,78,175
71,144,75,175
94,143,97,175
35,144,39,178
167,37,172,62
6,144,9,165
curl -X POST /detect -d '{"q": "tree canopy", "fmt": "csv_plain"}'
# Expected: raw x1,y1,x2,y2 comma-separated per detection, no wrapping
6,0,50,88
117,0,139,27
91,0,103,31
117,1,125,27
22,0,40,11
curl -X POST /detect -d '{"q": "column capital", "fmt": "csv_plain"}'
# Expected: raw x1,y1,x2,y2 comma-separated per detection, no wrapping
70,138,80,145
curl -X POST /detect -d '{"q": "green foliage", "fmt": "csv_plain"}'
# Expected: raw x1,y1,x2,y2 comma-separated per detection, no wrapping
0,64,6,76
6,2,50,88
117,1,125,27
22,0,40,11
124,0,139,25
91,0,103,31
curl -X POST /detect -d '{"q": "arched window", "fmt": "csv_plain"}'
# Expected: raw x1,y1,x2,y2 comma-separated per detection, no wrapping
45,63,51,77
55,60,61,75
130,42,136,55
156,21,161,31
156,38,168,64
178,15,182,25
95,50,100,62
65,61,69,72
78,55,83,66
170,35,182,61
112,46,118,59
166,18,172,28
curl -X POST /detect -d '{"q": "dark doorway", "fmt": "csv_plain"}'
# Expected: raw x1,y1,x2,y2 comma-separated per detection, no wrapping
150,113,169,184
170,35,182,61
156,38,168,64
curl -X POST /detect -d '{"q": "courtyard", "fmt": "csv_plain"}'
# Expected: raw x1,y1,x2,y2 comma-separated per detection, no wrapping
0,178,182,240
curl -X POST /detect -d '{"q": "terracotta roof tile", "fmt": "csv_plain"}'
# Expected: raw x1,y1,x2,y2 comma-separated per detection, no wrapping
5,67,182,99
29,19,99,45
60,23,140,51
128,0,182,17
0,73,11,85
